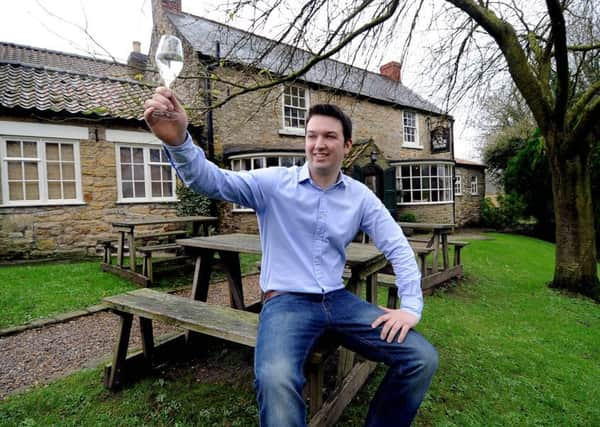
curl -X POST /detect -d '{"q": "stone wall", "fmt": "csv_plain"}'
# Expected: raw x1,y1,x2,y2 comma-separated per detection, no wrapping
454,166,485,226
397,203,454,224
0,118,179,260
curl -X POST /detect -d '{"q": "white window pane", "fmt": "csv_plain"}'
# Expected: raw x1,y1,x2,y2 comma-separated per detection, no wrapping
163,182,173,197
63,182,76,199
9,182,24,200
62,164,75,180
133,148,144,163
47,164,61,180
24,162,38,180
61,144,74,161
48,182,61,199
23,141,37,157
152,181,162,197
46,143,59,161
134,181,145,197
7,162,22,180
120,147,131,162
122,182,133,198
25,182,39,200
7,141,21,157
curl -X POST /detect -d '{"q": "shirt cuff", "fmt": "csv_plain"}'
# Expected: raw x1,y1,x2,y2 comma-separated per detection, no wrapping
399,294,422,321
162,133,201,164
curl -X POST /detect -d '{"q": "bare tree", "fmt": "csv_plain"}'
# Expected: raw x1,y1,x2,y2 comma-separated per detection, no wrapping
209,0,599,300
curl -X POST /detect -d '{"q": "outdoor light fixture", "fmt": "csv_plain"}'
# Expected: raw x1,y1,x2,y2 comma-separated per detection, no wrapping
370,150,378,164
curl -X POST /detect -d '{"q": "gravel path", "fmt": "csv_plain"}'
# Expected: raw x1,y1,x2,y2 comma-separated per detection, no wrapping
0,275,261,399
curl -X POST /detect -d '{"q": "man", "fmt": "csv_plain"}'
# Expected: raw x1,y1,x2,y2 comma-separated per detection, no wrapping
144,88,437,427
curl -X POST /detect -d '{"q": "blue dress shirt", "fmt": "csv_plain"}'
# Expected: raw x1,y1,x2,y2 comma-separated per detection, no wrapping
164,135,423,319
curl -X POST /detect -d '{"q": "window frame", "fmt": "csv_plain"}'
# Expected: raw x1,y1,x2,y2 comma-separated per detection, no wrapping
0,136,83,207
454,175,463,195
394,161,454,205
115,143,178,203
470,176,479,195
281,85,309,135
229,152,305,212
402,110,421,148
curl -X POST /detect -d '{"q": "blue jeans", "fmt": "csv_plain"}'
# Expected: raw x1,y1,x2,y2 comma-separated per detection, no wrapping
254,289,438,427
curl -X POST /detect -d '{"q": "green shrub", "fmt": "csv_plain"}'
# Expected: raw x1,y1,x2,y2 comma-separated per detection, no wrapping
480,193,525,230
176,183,212,217
397,212,417,222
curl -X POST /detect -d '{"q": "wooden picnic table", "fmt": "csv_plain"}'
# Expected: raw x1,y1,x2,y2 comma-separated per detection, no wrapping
398,222,455,273
111,215,218,272
175,233,388,425
176,233,387,310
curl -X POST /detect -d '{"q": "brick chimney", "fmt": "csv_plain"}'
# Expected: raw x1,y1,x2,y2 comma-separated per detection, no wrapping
161,0,181,12
127,41,148,74
379,61,402,82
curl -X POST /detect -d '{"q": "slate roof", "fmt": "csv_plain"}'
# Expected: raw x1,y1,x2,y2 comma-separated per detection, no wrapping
0,42,201,125
168,12,444,115
455,158,486,168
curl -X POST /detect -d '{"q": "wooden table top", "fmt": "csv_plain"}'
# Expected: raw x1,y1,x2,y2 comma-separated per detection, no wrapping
112,215,218,228
177,233,385,266
398,222,455,231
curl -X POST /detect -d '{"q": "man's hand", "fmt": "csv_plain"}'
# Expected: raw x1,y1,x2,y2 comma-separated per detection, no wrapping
371,308,419,343
143,87,188,146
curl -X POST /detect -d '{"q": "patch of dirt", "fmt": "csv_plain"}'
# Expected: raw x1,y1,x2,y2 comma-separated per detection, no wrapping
0,274,261,399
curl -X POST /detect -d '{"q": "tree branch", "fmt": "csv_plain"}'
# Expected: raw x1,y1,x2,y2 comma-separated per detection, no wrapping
545,0,569,125
205,0,401,112
568,41,600,51
571,94,600,144
445,0,552,133
567,79,600,129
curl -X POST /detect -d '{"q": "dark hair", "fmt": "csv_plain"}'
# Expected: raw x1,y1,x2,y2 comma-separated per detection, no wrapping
306,104,352,142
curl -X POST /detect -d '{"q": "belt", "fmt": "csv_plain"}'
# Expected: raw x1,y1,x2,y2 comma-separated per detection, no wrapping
263,290,286,301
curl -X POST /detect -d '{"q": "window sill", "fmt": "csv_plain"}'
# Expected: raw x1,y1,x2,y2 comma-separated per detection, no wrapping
117,199,178,204
401,144,424,150
1,201,86,208
278,128,305,137
397,201,454,206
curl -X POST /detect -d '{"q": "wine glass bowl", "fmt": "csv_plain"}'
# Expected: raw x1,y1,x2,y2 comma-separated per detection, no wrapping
155,35,183,89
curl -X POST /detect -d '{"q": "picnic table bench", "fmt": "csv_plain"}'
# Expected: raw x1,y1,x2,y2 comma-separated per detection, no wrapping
100,215,218,286
103,288,370,425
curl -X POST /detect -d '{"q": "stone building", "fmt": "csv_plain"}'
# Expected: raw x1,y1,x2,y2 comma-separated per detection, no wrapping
454,158,486,226
0,41,204,259
0,0,484,259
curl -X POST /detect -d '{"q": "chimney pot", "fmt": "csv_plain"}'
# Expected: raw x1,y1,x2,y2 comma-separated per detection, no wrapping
379,61,402,82
132,41,141,53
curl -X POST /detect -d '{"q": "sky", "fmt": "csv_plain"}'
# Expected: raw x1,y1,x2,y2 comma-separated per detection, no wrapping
0,0,481,160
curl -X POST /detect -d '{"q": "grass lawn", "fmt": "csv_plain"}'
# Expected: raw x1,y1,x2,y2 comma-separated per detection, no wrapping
1,233,599,426
0,254,261,330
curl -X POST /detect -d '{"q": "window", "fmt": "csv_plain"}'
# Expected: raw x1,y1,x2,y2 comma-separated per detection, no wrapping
395,163,454,204
454,175,462,195
1,137,82,206
282,85,309,130
230,153,305,211
116,145,177,202
470,176,478,195
403,111,420,147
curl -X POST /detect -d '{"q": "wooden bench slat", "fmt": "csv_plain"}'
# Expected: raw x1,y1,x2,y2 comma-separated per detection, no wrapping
137,243,181,253
103,289,258,347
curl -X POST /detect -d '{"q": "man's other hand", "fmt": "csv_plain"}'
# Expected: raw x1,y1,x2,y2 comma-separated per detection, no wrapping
143,87,188,146
371,308,419,343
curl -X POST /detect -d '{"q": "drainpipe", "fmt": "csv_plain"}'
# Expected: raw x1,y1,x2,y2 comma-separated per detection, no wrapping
450,117,456,226
202,41,219,162
201,42,220,220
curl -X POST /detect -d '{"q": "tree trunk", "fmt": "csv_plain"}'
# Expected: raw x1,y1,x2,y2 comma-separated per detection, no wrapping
548,132,600,301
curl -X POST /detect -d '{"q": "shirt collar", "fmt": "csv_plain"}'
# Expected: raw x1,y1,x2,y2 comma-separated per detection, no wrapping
298,163,347,188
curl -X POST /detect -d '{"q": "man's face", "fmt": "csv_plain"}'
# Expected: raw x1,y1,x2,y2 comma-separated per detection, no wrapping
305,114,351,179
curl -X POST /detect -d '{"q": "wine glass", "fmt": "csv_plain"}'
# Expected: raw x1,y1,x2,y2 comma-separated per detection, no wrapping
153,35,184,118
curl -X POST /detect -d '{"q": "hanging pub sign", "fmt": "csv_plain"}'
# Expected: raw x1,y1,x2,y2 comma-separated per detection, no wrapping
430,126,450,153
